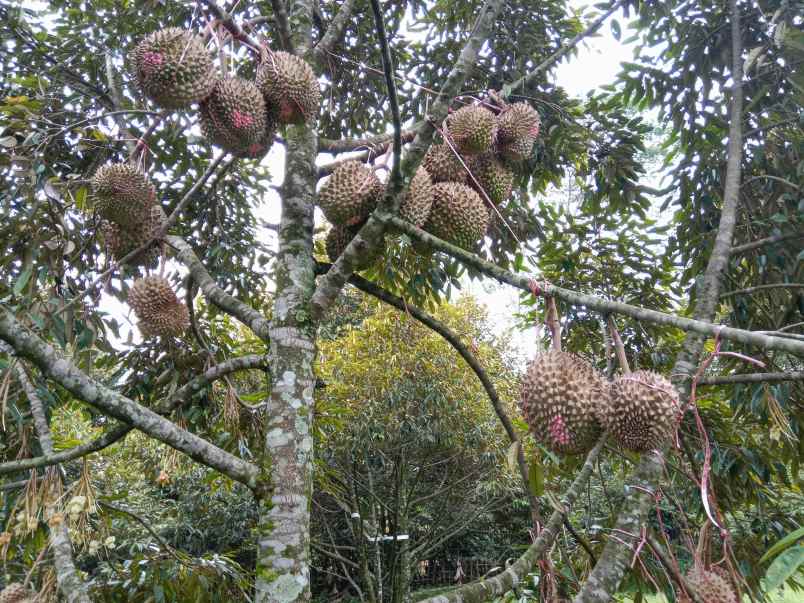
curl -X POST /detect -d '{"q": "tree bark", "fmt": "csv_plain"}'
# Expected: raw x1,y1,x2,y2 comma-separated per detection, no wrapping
16,365,91,603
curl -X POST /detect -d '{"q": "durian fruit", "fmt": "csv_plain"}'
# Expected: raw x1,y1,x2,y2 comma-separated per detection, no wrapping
446,105,496,155
422,143,468,183
398,167,434,228
682,567,738,603
325,224,383,270
100,205,166,268
603,370,681,453
471,154,515,205
128,276,190,339
130,28,216,109
199,77,268,157
496,102,541,161
318,161,383,226
519,351,607,455
91,163,158,226
0,583,32,603
256,50,321,124
422,182,489,251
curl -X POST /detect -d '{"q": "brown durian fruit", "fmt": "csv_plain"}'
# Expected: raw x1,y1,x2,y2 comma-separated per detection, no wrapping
496,102,541,161
603,370,681,452
519,350,607,455
91,163,158,226
470,154,515,205
683,567,738,603
0,583,32,603
199,76,268,157
422,143,469,184
422,182,489,251
398,167,434,228
318,161,383,226
128,276,189,339
446,105,496,155
256,50,321,124
129,28,216,109
100,204,166,268
325,224,384,270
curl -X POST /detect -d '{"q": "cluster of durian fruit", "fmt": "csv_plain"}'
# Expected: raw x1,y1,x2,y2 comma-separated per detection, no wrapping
678,565,739,603
89,27,321,339
519,350,682,455
0,582,34,603
319,101,541,267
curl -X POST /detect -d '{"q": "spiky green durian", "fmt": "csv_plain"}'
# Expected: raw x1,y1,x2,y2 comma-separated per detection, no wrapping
100,204,166,268
91,163,157,226
130,28,216,109
422,182,489,251
470,154,515,205
446,105,496,155
398,167,434,227
325,224,383,270
318,161,383,226
422,143,468,183
496,102,541,161
128,276,189,339
603,370,681,452
519,351,607,455
256,50,321,124
199,76,268,157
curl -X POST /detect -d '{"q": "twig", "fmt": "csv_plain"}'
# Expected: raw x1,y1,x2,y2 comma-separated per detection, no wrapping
698,370,804,385
721,283,804,299
607,316,631,374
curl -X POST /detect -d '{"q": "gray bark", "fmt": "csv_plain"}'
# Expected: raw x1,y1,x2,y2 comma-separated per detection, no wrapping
16,365,92,603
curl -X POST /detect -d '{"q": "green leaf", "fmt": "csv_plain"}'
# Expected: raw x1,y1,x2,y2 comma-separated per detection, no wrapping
528,456,544,497
764,545,804,592
610,19,621,41
13,266,33,295
760,527,804,564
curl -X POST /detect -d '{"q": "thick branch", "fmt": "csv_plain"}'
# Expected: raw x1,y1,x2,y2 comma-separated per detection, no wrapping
721,283,804,299
698,371,804,385
318,128,417,155
16,365,91,603
416,435,607,603
270,0,295,53
503,0,627,96
312,0,359,63
169,235,271,342
0,309,261,489
0,354,268,476
381,215,804,357
310,0,506,320
200,0,262,52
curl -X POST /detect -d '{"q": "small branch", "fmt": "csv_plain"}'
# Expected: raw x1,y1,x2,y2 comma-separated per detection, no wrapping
698,370,804,385
562,516,597,566
503,0,627,96
98,501,177,557
732,232,804,254
646,533,705,603
416,435,607,603
318,128,417,155
741,174,802,192
313,0,359,63
369,0,402,189
380,214,804,358
168,235,271,342
721,283,804,299
103,52,138,155
0,309,261,489
546,297,562,351
200,0,261,53
269,0,295,53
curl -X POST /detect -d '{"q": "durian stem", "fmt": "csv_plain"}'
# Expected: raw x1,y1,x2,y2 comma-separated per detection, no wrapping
607,315,630,374
546,297,562,352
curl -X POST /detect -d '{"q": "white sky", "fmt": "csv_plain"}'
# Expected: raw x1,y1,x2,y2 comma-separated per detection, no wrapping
100,2,638,362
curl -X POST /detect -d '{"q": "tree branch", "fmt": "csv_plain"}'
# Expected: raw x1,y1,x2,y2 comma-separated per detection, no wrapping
16,365,91,603
168,235,271,342
381,215,804,357
0,309,261,490
416,435,607,603
318,128,417,156
732,232,804,254
721,283,804,299
200,0,262,53
269,0,295,53
0,354,268,476
312,0,359,63
310,0,506,321
698,370,804,385
503,0,627,96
